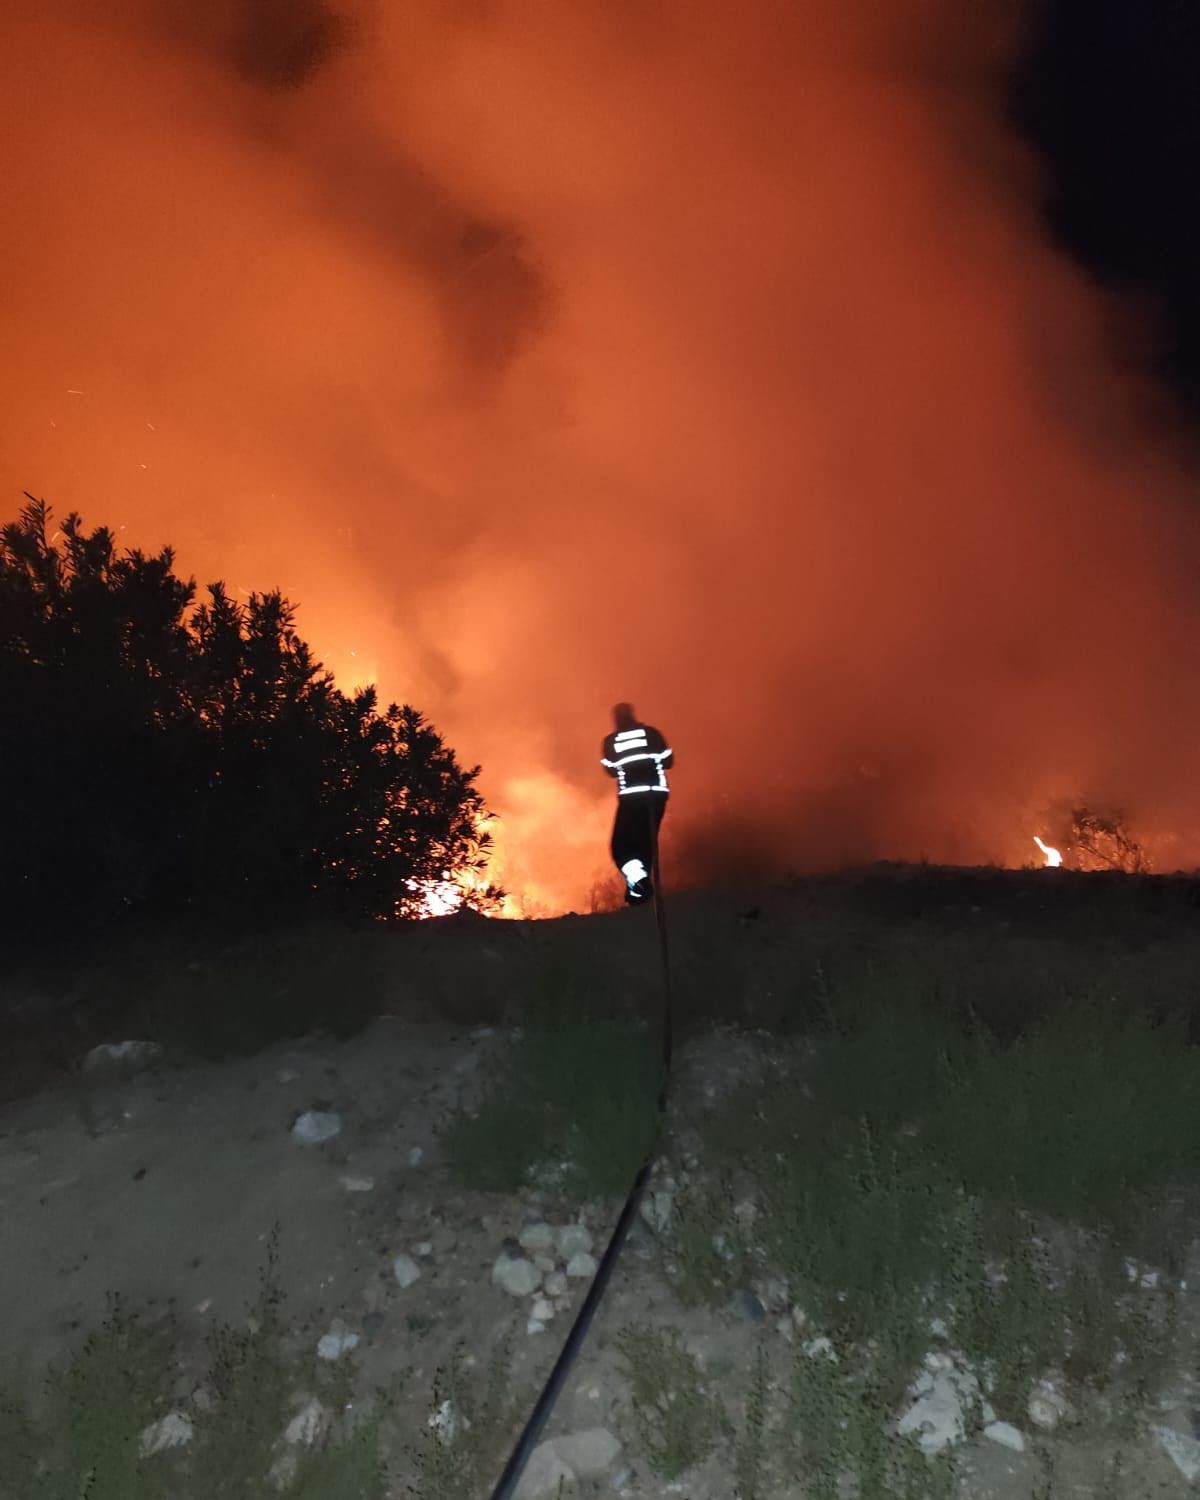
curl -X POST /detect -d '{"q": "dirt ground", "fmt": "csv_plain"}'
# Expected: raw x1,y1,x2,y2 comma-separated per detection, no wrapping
0,1015,1195,1498
6,869,1200,1495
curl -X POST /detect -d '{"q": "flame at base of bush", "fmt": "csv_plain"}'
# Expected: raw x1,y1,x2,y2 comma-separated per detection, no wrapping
407,772,615,920
404,811,509,919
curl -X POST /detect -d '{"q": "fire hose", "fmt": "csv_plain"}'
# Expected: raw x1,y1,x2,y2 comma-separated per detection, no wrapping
488,797,675,1500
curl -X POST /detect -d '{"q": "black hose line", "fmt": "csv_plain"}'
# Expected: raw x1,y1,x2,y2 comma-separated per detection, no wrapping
487,798,674,1500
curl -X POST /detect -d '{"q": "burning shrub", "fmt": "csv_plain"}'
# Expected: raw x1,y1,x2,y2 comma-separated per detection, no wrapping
1067,807,1151,874
0,498,492,933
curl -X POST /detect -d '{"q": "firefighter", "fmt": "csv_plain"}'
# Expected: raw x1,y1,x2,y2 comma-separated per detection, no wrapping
600,702,673,904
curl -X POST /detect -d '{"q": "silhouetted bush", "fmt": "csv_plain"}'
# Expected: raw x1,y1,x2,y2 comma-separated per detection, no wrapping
0,498,493,936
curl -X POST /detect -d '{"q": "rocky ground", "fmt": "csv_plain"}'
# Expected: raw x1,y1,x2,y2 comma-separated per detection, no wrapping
3,1006,1200,1499
8,867,1200,1496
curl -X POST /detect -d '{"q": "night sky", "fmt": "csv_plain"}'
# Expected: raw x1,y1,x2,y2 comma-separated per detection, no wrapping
1015,0,1200,418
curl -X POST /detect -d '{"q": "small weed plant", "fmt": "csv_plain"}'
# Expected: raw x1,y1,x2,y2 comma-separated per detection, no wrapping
734,1343,771,1500
404,1338,518,1498
664,1172,754,1307
616,1325,723,1480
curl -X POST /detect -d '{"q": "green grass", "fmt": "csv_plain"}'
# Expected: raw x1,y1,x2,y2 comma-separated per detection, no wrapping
921,1006,1200,1228
662,1171,756,1307
770,926,1200,1047
675,960,1197,1443
115,923,390,1059
0,1238,386,1500
1,1294,167,1500
441,998,661,1200
613,1321,960,1499
785,1344,957,1500
289,1414,388,1500
434,927,1197,1490
734,1343,771,1500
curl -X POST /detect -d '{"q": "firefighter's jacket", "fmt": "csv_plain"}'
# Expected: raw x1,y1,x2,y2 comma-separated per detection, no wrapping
600,724,673,795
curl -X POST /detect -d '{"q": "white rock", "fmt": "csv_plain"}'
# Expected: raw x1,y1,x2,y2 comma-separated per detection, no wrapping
566,1252,598,1280
1026,1378,1070,1432
928,1317,950,1339
316,1329,359,1361
408,1146,424,1167
428,1399,464,1445
493,1256,543,1297
531,1298,555,1322
140,1412,194,1456
85,1040,162,1073
527,1317,546,1336
553,1428,622,1477
758,1277,789,1312
393,1254,422,1289
533,1253,557,1275
897,1359,982,1453
519,1223,556,1254
340,1175,374,1193
285,1399,332,1446
803,1337,837,1361
1154,1425,1200,1482
292,1110,342,1144
544,1271,568,1298
984,1421,1026,1453
1124,1257,1162,1290
513,1441,575,1499
557,1223,594,1260
414,1240,434,1258
639,1189,674,1234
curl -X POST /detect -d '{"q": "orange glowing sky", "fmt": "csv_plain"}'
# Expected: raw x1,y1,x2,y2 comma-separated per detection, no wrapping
4,0,1200,909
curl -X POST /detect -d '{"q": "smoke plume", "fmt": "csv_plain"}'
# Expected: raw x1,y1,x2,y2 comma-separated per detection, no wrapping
4,0,1200,909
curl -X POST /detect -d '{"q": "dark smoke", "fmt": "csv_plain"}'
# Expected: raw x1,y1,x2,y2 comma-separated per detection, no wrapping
233,0,349,90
